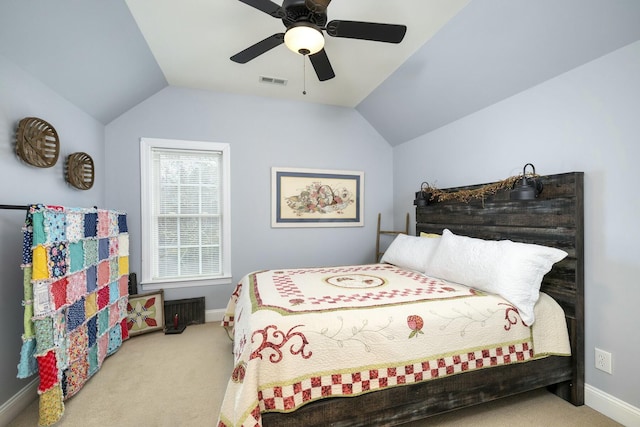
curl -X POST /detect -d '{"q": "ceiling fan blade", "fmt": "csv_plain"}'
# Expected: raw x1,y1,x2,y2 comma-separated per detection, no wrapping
308,49,335,81
326,20,407,43
305,0,331,13
230,34,285,64
237,0,284,18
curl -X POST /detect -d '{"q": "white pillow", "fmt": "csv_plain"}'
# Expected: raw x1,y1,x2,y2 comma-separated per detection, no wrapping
425,229,567,325
381,233,441,272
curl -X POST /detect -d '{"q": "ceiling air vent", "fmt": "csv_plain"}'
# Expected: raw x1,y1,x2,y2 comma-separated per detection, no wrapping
259,75,288,86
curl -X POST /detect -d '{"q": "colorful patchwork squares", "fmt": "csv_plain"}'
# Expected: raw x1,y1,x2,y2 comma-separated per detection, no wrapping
109,258,120,282
87,316,98,347
118,233,129,256
63,356,89,399
51,278,68,310
33,280,53,316
118,275,129,297
109,237,119,258
109,303,120,328
38,385,64,427
109,211,119,237
83,239,98,267
109,282,119,305
22,226,33,266
65,211,84,243
98,238,109,261
32,211,46,246
108,325,122,355
68,325,88,362
88,345,99,376
97,333,109,366
17,206,129,426
85,293,98,319
118,214,128,233
66,272,86,304
48,243,68,278
97,210,110,238
17,338,37,378
34,317,55,354
32,245,49,280
98,308,110,336
86,265,97,293
119,256,129,277
120,318,129,341
44,211,66,243
67,298,86,332
97,261,110,287
97,286,110,310
68,242,84,273
36,350,59,393
84,212,97,238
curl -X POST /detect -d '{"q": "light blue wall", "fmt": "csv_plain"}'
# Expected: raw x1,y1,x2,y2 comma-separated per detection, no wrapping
0,54,105,405
104,86,394,311
392,40,640,408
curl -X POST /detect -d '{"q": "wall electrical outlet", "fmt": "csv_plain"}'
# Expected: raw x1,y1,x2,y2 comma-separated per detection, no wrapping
595,348,613,374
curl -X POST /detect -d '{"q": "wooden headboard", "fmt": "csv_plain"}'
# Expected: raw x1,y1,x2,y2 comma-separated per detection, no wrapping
416,171,584,404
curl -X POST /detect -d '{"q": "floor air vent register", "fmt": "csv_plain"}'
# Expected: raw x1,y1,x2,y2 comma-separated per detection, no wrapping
164,297,205,334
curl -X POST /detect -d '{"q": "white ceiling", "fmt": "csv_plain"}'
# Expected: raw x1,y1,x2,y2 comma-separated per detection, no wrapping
125,0,469,108
1,1,640,146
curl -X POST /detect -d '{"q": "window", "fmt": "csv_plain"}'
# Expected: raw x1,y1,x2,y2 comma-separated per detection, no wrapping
140,138,231,289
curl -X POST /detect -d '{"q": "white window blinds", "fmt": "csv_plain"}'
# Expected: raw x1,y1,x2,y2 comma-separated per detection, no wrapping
151,148,222,280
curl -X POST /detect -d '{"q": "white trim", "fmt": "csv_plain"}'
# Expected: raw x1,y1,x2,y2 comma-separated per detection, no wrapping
586,383,640,427
140,276,232,291
139,137,231,287
205,308,226,323
0,378,38,426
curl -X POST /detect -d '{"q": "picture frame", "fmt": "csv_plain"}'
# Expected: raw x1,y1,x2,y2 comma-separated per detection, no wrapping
126,289,164,336
272,167,364,228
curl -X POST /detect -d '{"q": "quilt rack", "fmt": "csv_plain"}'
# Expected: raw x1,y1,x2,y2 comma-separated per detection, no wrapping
375,212,409,262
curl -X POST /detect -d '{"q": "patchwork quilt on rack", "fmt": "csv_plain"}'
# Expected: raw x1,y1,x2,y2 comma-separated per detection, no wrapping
16,205,130,426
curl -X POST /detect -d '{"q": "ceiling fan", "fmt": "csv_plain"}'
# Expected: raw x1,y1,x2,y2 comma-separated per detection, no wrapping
230,0,407,81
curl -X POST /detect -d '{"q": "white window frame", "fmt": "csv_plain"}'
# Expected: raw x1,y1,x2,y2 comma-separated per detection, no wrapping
139,137,231,290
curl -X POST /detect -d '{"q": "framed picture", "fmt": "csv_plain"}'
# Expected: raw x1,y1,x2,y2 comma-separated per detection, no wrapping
272,167,364,228
126,290,164,336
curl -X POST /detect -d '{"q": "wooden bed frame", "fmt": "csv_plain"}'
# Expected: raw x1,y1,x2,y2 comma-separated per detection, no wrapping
263,171,584,426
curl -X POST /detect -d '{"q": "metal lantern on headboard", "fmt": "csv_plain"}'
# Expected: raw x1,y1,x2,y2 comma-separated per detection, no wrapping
510,163,543,200
413,182,431,207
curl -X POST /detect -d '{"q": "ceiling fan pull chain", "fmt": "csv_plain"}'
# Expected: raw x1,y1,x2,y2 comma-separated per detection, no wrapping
302,55,307,95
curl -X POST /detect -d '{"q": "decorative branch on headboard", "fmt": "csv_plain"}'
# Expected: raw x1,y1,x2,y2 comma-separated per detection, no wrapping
423,165,540,204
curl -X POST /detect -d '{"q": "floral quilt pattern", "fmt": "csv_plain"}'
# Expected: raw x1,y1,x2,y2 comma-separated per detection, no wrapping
218,264,570,427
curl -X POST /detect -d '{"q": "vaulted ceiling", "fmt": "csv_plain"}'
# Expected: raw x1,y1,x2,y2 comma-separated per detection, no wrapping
1,0,639,146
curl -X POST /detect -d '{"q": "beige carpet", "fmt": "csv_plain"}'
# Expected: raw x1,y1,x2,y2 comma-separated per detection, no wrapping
8,323,621,427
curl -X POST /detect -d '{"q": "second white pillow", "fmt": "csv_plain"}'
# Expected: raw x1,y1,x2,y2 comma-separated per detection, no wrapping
424,229,567,325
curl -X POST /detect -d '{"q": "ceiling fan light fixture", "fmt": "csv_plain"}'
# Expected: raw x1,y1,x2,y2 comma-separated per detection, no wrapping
284,23,324,55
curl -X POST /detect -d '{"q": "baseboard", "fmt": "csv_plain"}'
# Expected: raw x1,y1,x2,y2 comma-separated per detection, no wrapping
0,377,38,426
586,383,640,427
205,308,226,323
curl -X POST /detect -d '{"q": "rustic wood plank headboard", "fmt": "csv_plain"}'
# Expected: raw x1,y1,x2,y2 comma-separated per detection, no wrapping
416,171,584,404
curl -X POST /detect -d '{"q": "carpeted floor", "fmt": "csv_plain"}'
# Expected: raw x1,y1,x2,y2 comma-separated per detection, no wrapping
8,323,621,427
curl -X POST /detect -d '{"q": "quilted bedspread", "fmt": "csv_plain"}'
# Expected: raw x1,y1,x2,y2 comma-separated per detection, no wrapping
218,263,570,427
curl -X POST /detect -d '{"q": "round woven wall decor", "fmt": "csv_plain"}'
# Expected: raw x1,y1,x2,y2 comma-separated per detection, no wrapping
16,117,60,168
66,152,95,190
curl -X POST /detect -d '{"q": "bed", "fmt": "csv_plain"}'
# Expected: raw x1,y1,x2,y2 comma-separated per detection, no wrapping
219,171,584,426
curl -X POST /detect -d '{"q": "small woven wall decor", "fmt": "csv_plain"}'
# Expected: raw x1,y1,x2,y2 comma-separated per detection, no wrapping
16,117,60,168
65,152,95,190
